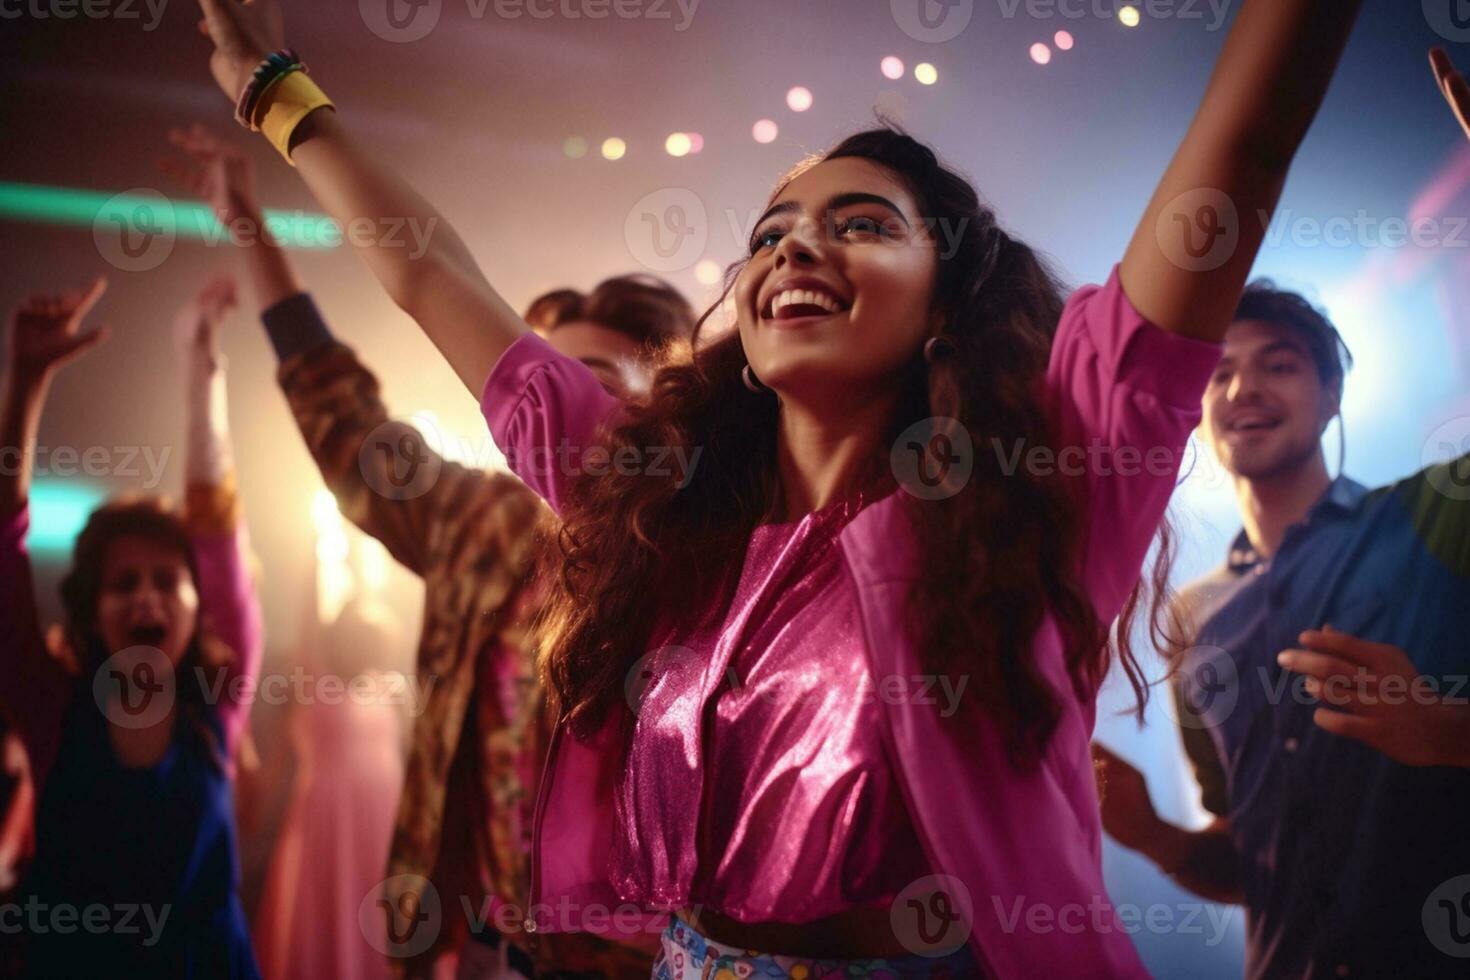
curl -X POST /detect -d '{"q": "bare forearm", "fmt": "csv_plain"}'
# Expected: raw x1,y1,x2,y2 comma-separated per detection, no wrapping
0,373,47,514
1122,0,1364,341
1145,818,1243,905
287,109,527,392
236,204,305,312
184,364,234,488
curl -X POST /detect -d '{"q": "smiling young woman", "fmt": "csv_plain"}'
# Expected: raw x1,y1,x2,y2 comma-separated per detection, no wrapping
190,0,1365,974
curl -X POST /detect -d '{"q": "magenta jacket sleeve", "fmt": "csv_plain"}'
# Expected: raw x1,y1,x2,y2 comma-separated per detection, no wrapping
189,513,263,769
1045,266,1222,624
0,505,73,793
479,332,622,515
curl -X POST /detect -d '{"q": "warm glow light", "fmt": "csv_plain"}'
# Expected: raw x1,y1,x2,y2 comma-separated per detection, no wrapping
1054,30,1074,50
563,136,588,159
1119,5,1141,27
665,132,693,157
601,137,627,161
1030,43,1052,65
786,86,813,112
694,259,722,286
687,132,704,153
752,119,779,144
881,56,905,80
914,62,938,85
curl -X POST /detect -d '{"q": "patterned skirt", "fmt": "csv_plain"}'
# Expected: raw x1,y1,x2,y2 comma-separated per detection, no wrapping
651,916,982,979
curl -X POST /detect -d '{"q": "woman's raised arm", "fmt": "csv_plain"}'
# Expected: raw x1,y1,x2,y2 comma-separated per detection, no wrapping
193,0,528,394
1120,0,1364,343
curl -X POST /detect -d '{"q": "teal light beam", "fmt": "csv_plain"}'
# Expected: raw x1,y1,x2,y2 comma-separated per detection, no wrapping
0,182,339,250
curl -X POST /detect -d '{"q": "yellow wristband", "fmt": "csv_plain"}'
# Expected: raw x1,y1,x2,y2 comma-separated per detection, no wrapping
255,70,335,166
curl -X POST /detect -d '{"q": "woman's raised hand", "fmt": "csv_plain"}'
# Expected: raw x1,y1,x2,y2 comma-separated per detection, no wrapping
1430,48,1470,143
195,0,285,102
174,275,240,377
160,124,264,239
5,279,111,386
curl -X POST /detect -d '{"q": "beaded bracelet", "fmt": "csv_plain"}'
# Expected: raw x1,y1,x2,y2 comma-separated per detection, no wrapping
233,48,302,130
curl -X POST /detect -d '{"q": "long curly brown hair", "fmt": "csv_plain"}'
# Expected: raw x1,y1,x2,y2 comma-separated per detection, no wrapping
537,127,1173,768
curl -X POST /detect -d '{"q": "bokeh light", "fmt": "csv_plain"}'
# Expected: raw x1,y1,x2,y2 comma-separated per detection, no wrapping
687,132,704,154
562,136,588,159
752,119,779,144
914,62,938,85
601,137,627,160
880,56,905,80
1119,5,1141,27
665,132,693,157
1055,30,1074,51
1030,43,1052,65
694,259,722,285
786,86,813,112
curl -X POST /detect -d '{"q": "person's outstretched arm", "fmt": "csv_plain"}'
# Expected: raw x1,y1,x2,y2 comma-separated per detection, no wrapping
174,276,264,766
0,280,110,790
160,125,520,580
191,0,526,394
1091,742,1244,905
1120,0,1365,342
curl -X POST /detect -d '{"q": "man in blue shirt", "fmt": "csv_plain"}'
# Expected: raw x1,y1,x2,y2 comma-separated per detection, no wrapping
1096,274,1470,977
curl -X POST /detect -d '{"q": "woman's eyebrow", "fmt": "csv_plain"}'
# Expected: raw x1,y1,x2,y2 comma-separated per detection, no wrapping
752,192,911,230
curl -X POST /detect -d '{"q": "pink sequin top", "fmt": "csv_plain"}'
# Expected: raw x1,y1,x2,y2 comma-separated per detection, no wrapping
611,496,930,921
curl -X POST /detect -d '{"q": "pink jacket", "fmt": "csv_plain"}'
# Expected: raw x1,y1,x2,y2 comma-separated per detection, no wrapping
481,267,1221,978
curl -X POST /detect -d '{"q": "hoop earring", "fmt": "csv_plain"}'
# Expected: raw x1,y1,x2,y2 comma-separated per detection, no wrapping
742,364,769,394
924,336,953,363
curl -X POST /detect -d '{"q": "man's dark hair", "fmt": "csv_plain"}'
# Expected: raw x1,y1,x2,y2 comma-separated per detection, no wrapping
1235,280,1354,392
523,275,695,350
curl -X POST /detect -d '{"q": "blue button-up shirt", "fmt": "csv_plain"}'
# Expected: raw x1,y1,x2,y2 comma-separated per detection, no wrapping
1173,457,1470,980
